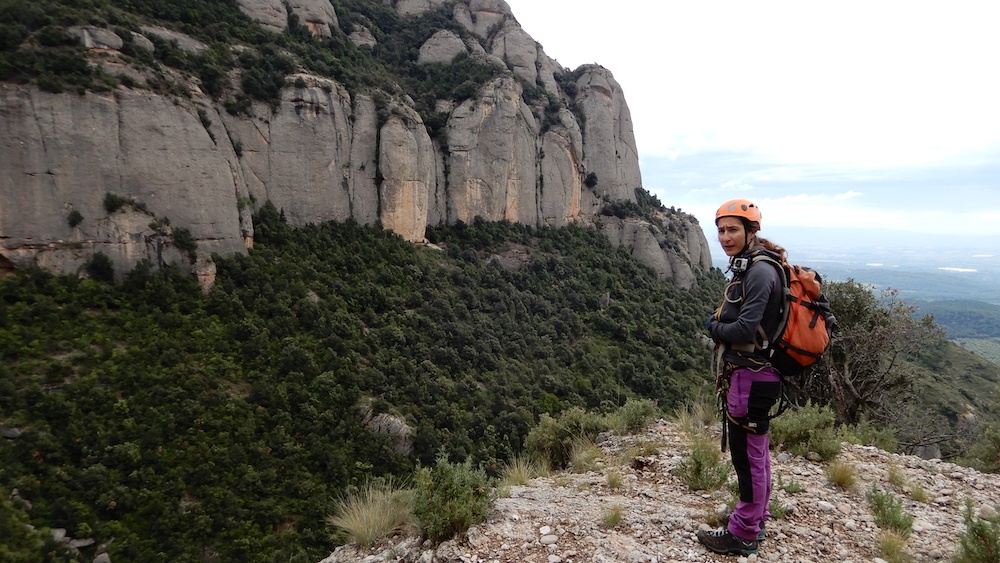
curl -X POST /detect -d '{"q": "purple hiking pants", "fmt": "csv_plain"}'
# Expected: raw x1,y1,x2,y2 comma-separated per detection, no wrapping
725,365,782,542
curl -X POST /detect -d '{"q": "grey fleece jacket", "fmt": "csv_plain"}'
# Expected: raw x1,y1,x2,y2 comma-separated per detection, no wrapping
708,247,783,349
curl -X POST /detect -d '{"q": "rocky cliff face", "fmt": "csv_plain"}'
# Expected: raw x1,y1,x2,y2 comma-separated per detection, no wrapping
235,0,339,36
0,0,712,287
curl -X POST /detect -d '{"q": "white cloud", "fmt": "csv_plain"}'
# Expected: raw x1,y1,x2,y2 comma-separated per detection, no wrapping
832,192,863,202
507,0,1000,168
752,193,1000,237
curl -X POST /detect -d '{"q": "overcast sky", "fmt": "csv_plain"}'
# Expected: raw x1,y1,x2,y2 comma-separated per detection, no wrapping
502,0,1000,246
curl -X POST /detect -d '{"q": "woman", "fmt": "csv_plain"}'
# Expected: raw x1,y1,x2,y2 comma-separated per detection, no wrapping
697,198,784,556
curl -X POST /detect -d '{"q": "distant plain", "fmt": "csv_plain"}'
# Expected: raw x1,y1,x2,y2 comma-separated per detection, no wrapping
708,226,999,304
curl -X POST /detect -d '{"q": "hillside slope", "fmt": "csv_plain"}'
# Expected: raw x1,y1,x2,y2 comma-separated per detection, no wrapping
0,214,726,562
325,420,1000,562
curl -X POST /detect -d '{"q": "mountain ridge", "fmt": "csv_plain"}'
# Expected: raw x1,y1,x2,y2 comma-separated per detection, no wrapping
0,0,712,289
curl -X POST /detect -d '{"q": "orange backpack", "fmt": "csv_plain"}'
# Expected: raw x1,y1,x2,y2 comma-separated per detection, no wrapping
750,251,837,377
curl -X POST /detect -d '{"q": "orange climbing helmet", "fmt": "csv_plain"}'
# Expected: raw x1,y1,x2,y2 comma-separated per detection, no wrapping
715,199,762,230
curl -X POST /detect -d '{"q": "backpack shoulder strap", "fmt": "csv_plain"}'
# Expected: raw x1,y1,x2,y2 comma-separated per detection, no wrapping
745,250,791,353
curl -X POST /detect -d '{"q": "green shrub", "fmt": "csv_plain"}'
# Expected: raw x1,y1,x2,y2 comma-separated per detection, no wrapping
769,498,789,520
35,25,76,48
524,407,609,470
606,470,623,490
910,484,931,504
172,227,198,263
954,500,1000,563
36,72,66,93
224,95,252,116
887,464,906,487
411,456,495,542
197,108,216,143
67,209,83,228
960,422,1000,474
103,192,130,214
85,252,115,283
770,401,841,461
672,432,730,491
837,417,897,452
238,46,295,108
567,438,603,473
0,23,30,52
866,485,914,538
194,48,232,99
103,192,150,215
600,503,624,528
777,474,805,494
197,107,212,129
632,439,660,457
0,491,54,561
607,397,658,435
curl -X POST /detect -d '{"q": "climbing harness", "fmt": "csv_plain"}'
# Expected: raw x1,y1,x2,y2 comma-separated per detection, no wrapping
712,344,790,452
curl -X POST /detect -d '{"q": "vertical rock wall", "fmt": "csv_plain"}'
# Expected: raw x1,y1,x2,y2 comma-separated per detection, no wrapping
445,76,538,226
0,0,712,287
379,106,436,242
577,67,642,203
220,77,355,229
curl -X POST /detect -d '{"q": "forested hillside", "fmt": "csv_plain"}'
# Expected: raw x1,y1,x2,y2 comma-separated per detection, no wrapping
912,300,1000,366
913,300,1000,339
0,0,437,103
0,204,724,562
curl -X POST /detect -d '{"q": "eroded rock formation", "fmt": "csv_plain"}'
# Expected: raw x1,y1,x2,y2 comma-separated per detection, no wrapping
0,0,712,287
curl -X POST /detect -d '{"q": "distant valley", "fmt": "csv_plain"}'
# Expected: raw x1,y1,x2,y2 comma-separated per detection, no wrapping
708,226,998,304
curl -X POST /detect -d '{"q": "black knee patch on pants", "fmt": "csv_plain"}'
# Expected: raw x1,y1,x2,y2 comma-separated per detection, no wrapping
727,423,754,502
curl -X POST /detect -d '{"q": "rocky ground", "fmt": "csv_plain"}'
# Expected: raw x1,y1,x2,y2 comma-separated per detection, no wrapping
321,419,1000,562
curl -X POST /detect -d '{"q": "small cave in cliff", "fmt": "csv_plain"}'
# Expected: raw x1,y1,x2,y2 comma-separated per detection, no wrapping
0,254,14,277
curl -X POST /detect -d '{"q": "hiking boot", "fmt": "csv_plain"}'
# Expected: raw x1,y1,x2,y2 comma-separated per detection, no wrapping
720,514,766,541
697,528,760,556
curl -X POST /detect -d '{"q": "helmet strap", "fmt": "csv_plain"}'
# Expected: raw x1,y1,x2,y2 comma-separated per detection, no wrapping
740,231,756,255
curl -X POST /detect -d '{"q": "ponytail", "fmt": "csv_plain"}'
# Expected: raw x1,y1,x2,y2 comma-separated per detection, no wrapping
756,237,787,261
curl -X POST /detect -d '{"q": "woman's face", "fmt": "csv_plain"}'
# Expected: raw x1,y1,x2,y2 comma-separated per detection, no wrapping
717,216,748,257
